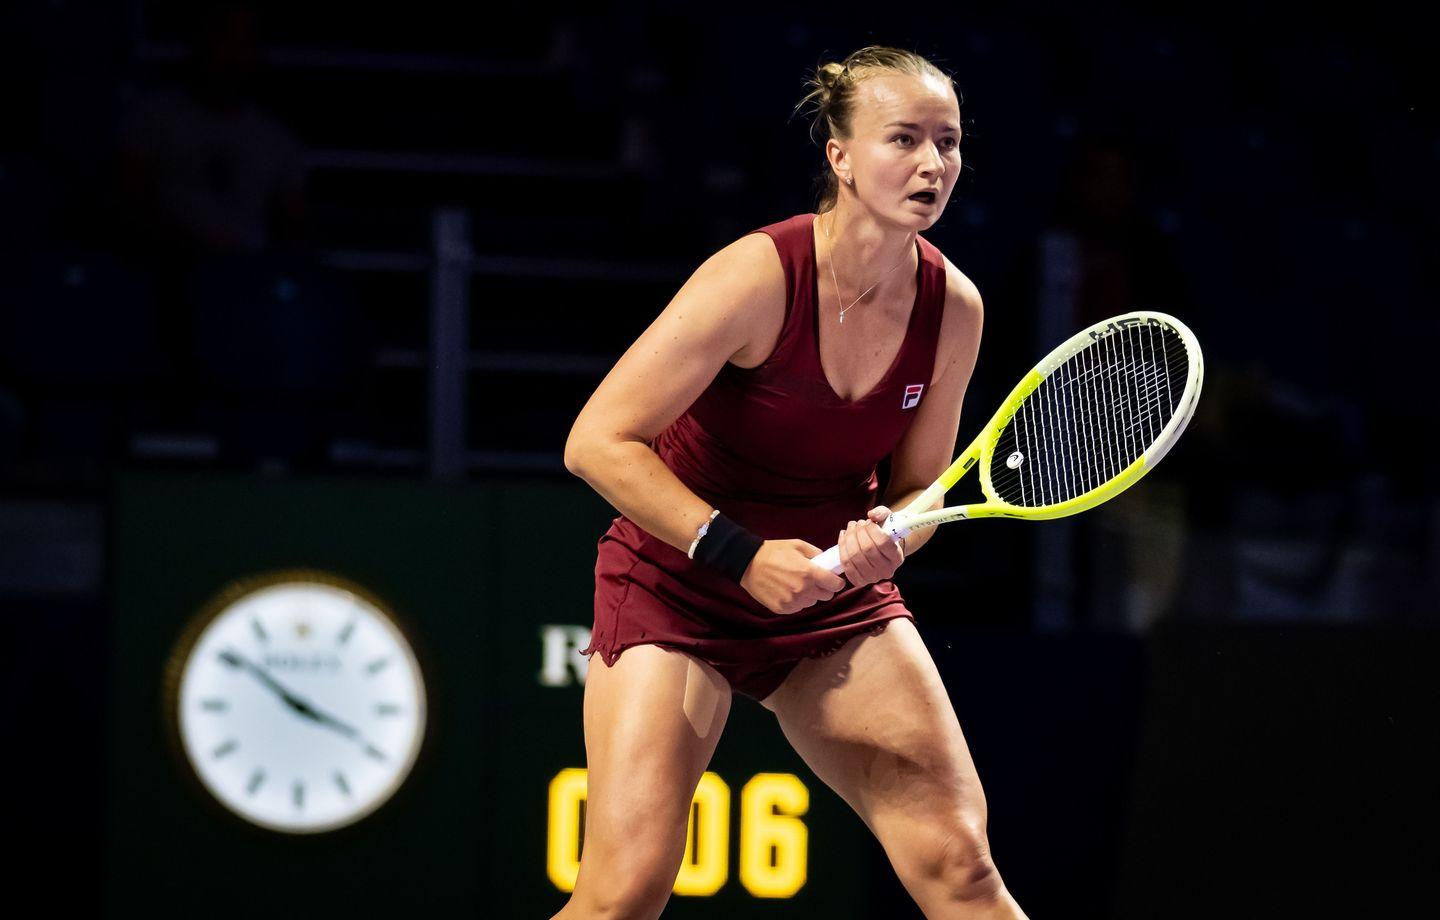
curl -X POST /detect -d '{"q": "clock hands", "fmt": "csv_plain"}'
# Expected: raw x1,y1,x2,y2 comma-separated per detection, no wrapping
219,649,336,725
218,649,385,758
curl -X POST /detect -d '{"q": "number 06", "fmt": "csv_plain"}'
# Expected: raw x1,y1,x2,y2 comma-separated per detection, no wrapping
547,769,810,899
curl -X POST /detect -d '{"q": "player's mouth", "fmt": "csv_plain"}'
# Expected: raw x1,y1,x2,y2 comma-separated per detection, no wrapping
907,189,938,206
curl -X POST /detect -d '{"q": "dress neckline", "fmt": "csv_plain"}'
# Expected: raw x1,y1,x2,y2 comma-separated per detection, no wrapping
808,212,923,405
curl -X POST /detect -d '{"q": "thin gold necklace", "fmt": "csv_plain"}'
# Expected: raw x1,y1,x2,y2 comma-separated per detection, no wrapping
821,211,912,324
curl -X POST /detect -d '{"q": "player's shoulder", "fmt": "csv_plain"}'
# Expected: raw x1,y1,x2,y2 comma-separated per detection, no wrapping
928,252,983,382
938,252,983,318
647,229,787,370
680,229,787,321
714,227,786,284
718,227,784,263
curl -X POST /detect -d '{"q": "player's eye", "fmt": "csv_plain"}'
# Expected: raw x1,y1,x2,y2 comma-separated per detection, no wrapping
895,134,960,151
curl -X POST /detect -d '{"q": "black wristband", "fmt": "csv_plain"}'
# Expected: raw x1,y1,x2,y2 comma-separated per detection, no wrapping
692,512,764,583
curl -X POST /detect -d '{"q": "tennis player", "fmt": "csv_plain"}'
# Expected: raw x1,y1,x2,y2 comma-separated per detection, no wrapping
558,46,1030,919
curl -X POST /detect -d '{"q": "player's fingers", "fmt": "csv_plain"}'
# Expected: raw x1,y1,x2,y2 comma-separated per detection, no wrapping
838,525,863,585
864,521,902,567
847,521,881,584
856,520,885,555
864,520,891,571
856,520,890,580
812,539,846,593
846,522,876,581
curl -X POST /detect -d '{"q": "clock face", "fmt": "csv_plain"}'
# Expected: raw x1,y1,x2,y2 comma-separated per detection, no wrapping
170,573,427,833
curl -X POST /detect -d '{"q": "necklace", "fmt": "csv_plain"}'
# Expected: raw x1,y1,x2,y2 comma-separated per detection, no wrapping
821,211,913,324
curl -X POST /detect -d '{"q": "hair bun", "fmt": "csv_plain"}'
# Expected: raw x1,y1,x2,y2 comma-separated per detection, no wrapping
818,61,847,99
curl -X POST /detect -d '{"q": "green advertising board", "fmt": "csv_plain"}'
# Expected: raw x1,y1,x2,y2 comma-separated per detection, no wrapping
107,472,874,917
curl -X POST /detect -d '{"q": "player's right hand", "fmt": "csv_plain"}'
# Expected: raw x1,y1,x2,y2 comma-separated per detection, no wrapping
739,540,847,615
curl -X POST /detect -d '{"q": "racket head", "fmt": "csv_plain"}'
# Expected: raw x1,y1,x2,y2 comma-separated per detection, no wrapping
964,310,1203,520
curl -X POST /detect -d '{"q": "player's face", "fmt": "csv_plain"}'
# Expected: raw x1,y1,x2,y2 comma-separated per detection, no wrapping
845,73,962,227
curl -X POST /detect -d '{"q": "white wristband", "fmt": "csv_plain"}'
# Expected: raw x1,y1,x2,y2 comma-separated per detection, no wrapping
686,509,721,560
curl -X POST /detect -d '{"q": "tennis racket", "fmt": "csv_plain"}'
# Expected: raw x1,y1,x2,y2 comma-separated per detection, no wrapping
812,310,1204,574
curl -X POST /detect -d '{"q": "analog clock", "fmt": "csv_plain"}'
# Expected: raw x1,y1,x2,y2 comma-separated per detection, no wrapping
165,570,427,834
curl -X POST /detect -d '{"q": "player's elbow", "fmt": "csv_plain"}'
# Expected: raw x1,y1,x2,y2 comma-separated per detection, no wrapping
563,421,619,481
563,428,594,479
566,426,646,488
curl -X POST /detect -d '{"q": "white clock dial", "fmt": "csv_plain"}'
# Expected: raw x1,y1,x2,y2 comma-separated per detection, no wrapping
169,572,427,833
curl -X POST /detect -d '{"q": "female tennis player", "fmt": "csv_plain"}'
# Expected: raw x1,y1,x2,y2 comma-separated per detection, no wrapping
558,46,1030,919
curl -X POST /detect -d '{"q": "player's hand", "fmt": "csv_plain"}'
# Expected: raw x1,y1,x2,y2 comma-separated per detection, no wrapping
837,506,905,587
740,539,848,615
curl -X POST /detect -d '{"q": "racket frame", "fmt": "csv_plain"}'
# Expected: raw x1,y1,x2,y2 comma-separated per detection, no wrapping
813,310,1204,573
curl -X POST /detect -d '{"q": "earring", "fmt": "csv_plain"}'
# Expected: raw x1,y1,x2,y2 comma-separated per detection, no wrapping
846,176,854,186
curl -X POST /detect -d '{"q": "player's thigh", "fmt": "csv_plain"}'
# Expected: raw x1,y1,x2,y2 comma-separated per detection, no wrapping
573,644,733,906
760,619,992,873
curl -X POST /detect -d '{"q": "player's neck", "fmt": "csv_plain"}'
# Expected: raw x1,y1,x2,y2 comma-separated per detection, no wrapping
819,205,917,288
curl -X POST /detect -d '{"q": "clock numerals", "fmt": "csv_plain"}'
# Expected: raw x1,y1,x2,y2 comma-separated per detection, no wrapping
176,576,426,833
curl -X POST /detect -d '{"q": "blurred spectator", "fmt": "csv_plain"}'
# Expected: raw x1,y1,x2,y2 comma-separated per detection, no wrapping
110,1,316,434
1039,134,1188,333
1167,361,1435,623
117,2,306,260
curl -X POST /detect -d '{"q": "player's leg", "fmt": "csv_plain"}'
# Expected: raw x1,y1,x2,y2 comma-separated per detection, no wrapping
759,618,1029,919
553,644,733,920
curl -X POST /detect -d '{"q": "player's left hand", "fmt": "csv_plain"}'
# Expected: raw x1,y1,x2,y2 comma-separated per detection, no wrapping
836,506,904,587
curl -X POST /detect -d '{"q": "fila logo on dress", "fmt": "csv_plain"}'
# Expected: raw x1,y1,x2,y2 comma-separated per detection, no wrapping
902,384,924,409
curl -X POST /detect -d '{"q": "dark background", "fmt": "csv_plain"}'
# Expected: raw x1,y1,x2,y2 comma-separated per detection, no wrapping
3,1,1435,917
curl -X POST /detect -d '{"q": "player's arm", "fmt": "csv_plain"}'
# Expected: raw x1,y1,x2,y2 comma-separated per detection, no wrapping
566,232,846,614
563,231,779,553
879,261,984,557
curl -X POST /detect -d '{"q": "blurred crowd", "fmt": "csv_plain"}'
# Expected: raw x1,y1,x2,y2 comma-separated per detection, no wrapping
0,0,1433,625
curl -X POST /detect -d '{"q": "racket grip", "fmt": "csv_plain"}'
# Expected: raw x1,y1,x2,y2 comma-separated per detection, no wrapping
810,515,910,575
812,544,845,575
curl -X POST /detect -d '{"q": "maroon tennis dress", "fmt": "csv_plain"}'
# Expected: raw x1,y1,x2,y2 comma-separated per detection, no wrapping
580,212,948,702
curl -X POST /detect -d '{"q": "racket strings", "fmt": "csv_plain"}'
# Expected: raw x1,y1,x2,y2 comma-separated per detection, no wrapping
988,324,1190,508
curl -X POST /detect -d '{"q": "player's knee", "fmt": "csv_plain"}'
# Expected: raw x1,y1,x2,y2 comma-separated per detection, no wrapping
917,817,1004,903
565,876,674,920
569,843,679,920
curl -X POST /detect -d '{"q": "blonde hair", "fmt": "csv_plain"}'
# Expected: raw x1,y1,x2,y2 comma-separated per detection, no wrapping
791,45,960,214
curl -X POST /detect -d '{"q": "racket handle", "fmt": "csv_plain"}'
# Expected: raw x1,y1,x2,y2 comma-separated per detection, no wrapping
810,515,911,575
811,544,845,575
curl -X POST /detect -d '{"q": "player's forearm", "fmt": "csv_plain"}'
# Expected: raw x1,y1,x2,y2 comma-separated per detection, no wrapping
565,438,718,555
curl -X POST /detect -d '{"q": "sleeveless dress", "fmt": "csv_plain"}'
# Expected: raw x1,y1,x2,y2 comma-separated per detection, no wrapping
580,212,948,702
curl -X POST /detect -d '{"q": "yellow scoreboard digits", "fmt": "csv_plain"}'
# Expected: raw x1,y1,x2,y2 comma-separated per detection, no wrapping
545,769,810,898
546,768,589,891
740,773,810,898
673,772,730,895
